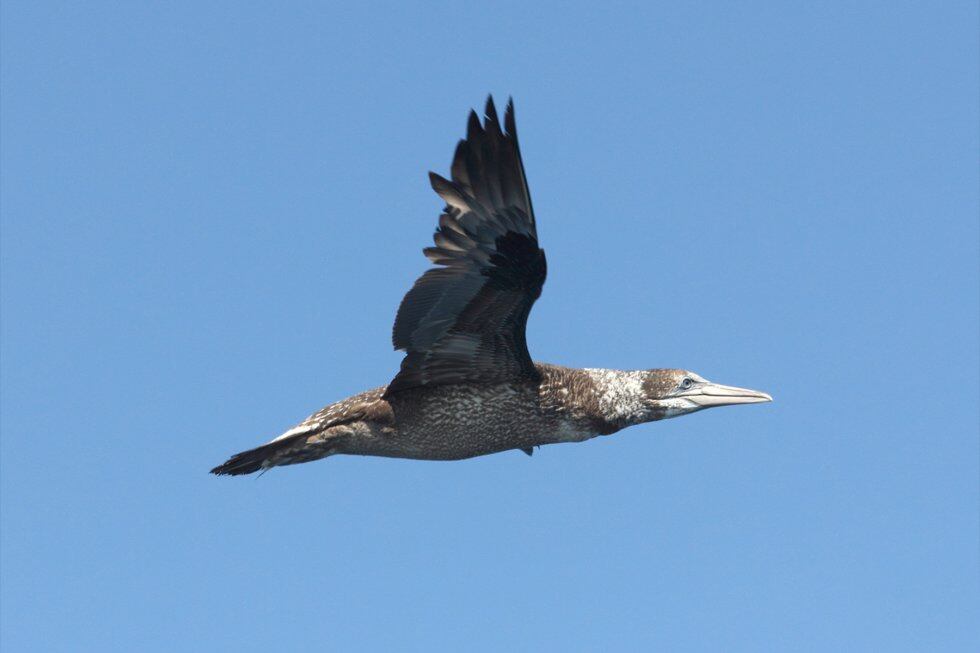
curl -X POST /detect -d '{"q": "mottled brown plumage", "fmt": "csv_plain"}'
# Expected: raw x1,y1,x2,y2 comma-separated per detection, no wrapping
210,97,771,477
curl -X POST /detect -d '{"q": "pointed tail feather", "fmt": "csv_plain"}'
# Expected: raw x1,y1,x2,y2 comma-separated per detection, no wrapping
210,431,320,476
213,407,370,476
210,440,281,476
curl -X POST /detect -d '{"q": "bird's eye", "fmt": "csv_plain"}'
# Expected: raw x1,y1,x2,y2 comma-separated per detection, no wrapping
680,378,694,390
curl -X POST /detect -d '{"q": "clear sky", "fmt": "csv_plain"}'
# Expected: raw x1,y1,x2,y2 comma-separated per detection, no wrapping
2,2,977,651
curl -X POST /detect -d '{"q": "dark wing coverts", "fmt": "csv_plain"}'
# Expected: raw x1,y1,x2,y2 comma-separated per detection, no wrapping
386,97,546,395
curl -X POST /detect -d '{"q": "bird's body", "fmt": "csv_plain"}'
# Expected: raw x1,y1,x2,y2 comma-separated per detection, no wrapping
342,367,602,461
215,365,618,473
212,98,770,476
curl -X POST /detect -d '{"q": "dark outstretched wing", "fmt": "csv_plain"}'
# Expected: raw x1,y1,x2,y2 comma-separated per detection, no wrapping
385,97,546,396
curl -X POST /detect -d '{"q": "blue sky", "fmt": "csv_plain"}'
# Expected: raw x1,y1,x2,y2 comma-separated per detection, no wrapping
2,1,977,651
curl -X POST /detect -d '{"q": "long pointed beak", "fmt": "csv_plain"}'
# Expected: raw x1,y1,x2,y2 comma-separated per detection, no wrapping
687,382,772,408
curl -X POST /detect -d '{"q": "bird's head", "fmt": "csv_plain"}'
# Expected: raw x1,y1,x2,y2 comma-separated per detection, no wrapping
641,369,772,420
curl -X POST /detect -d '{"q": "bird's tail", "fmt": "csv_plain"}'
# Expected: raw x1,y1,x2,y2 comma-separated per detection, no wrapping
210,440,285,476
210,432,326,476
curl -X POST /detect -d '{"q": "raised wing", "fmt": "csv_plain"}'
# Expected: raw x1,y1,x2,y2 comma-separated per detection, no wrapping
385,97,546,396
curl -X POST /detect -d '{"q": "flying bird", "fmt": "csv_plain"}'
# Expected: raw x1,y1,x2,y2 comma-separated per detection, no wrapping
211,97,771,476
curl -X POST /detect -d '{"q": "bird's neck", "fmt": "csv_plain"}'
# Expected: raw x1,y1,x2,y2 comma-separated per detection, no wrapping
535,363,659,431
581,368,657,427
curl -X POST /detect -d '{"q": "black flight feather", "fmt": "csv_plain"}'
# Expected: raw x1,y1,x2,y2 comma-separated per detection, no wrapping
386,96,546,396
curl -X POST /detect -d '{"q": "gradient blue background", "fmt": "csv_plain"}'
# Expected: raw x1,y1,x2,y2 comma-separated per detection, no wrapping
2,2,977,651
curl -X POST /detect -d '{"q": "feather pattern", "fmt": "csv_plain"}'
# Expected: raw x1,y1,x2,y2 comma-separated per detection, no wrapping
386,97,546,395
